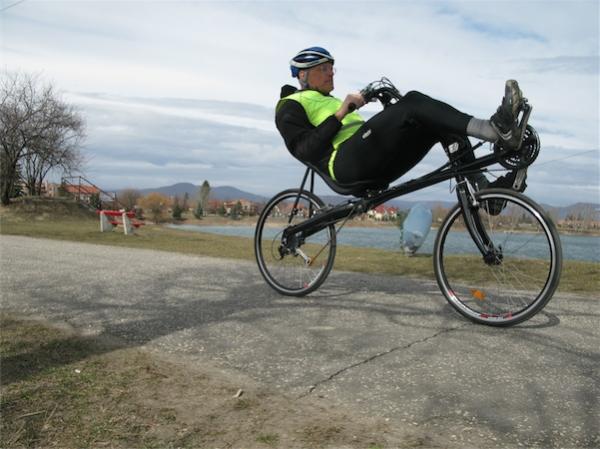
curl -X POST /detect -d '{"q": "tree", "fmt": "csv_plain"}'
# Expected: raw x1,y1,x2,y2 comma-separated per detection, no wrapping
1,71,85,204
57,180,69,197
395,209,409,227
182,192,190,212
197,180,210,217
1,153,23,198
193,202,203,219
89,192,102,210
119,188,141,211
431,205,447,223
138,192,170,223
171,196,184,220
231,201,243,220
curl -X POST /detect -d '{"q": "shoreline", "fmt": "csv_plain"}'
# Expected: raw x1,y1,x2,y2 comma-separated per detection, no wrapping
169,216,600,237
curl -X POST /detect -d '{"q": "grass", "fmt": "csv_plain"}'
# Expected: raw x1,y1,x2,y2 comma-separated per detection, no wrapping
256,433,280,446
1,198,598,294
0,314,162,448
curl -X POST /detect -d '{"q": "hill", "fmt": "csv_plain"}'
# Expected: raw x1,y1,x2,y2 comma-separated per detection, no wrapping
133,182,452,209
208,186,268,203
135,183,268,203
129,182,599,218
137,182,196,197
543,202,600,220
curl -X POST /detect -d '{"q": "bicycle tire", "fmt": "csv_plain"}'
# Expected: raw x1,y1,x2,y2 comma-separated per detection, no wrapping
254,189,336,296
434,189,562,326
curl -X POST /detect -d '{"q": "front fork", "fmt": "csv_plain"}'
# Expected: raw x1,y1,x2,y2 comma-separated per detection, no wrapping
455,179,503,265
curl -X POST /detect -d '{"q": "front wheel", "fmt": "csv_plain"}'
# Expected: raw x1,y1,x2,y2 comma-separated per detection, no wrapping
434,189,562,326
254,189,336,296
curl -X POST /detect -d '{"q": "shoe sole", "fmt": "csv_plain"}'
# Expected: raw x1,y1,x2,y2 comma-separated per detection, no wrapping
506,80,522,117
515,102,532,147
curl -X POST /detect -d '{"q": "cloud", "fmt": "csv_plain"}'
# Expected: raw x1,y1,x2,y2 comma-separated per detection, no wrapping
1,0,598,206
434,5,547,42
519,56,599,75
71,93,299,191
62,91,600,205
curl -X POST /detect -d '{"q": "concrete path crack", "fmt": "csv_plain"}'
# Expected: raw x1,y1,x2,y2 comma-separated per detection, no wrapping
299,324,469,398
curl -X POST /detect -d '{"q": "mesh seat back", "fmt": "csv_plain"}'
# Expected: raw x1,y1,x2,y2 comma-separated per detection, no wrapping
304,162,388,197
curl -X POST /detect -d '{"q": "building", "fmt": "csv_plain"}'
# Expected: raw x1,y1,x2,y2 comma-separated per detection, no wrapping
61,184,100,203
367,205,398,221
223,199,259,216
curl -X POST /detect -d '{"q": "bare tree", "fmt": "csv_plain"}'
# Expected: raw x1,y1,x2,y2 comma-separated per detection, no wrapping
22,108,84,196
119,188,142,211
0,71,85,204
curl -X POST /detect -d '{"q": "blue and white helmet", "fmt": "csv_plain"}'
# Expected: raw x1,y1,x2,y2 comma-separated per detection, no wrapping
290,47,334,78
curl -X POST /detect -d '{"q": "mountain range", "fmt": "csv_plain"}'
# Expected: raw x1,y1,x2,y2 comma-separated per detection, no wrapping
131,182,599,220
136,183,268,203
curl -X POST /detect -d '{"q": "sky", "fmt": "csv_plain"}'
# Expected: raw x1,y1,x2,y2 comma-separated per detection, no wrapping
1,0,598,206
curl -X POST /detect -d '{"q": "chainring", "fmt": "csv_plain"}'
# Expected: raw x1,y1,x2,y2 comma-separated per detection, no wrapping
494,125,541,170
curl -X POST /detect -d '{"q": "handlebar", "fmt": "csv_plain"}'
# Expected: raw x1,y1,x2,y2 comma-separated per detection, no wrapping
345,78,402,114
360,77,402,107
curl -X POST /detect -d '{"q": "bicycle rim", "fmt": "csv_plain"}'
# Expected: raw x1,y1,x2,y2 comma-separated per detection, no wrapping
254,190,336,296
434,189,562,326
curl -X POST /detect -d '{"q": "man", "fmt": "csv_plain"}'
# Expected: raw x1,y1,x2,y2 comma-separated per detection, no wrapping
275,46,527,191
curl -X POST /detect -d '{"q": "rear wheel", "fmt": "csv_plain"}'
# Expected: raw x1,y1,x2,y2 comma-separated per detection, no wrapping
254,189,336,296
434,189,562,326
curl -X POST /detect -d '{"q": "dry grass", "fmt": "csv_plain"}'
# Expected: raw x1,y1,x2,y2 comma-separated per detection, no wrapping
1,314,417,448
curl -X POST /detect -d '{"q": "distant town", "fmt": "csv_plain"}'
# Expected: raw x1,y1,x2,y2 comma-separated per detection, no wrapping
22,176,600,234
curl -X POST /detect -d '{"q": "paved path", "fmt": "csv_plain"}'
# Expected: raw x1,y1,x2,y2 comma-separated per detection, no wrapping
1,235,598,448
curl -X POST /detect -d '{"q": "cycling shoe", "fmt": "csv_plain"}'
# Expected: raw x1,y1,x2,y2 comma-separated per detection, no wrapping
484,169,528,215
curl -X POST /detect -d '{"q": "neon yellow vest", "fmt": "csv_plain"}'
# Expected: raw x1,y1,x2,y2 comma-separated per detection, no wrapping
277,90,364,181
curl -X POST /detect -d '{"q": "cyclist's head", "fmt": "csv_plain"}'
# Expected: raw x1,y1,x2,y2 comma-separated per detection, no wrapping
290,47,335,78
290,47,335,93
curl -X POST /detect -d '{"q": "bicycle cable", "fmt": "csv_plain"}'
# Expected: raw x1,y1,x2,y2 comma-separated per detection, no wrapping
308,203,359,267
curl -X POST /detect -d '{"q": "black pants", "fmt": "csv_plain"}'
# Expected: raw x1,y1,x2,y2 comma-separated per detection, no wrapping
333,91,472,184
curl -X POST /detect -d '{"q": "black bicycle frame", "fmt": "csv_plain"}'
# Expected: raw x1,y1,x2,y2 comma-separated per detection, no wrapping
282,145,499,257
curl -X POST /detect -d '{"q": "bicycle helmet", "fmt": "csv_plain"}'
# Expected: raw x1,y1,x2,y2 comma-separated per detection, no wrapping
290,47,334,78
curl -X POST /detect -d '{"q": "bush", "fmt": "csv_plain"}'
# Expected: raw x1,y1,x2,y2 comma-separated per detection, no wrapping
138,193,170,223
172,203,184,221
193,203,203,219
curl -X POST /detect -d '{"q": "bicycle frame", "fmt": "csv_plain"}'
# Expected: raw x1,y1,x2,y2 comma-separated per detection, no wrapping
279,77,535,262
282,141,500,258
258,79,561,325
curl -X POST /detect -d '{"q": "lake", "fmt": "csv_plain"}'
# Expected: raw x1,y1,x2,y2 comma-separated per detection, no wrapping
167,224,600,263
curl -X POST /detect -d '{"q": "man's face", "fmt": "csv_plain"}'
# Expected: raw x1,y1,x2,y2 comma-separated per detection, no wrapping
303,62,335,94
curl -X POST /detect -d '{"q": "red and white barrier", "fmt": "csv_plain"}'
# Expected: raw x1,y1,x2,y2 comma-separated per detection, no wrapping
97,210,143,235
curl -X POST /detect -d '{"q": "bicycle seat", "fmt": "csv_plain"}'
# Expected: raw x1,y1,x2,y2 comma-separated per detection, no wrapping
304,161,388,197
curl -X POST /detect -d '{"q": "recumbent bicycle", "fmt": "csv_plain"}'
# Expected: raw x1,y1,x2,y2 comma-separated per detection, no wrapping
254,78,562,327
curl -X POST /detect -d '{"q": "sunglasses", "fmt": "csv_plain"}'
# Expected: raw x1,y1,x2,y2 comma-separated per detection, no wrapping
312,63,336,75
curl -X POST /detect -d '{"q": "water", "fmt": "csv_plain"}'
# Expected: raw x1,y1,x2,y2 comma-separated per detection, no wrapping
167,224,600,262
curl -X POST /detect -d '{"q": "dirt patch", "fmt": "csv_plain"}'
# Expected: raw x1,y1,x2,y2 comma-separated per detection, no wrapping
1,314,434,448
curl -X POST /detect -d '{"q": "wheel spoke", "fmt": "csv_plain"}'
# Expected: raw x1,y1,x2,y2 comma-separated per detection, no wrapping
435,190,561,326
254,190,336,296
